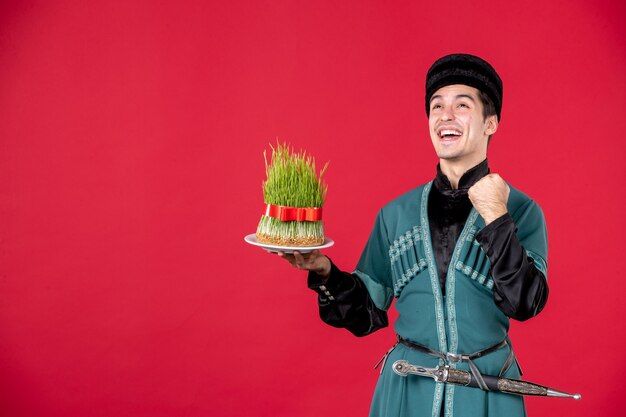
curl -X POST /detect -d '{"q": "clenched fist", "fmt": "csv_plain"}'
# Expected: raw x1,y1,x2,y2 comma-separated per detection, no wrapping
468,173,510,225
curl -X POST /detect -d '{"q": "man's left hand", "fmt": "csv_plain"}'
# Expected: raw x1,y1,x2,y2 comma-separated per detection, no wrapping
468,173,510,225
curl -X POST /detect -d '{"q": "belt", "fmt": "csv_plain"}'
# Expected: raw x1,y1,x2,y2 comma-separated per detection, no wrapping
375,334,516,391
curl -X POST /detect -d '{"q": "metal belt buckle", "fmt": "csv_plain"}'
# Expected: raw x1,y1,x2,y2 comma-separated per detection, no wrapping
445,352,468,363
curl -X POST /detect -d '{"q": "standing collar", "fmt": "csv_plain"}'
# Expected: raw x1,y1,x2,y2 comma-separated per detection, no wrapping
434,159,490,192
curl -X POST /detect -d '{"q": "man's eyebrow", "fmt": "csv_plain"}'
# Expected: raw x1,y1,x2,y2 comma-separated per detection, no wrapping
456,94,476,102
429,94,477,104
429,94,442,104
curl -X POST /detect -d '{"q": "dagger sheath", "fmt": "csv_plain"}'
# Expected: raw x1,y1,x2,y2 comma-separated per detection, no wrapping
393,360,581,400
445,367,548,396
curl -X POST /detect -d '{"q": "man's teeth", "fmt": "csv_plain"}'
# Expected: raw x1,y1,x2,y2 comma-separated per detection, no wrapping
440,130,462,138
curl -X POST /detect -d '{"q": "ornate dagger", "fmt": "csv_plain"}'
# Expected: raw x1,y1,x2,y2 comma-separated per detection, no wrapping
392,360,581,400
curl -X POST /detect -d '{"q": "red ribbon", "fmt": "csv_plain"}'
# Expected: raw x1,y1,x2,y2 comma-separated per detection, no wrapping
264,204,323,222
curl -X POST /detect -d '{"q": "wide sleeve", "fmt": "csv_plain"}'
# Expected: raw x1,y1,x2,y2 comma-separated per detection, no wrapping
306,210,394,336
308,262,388,337
475,200,549,321
353,210,395,311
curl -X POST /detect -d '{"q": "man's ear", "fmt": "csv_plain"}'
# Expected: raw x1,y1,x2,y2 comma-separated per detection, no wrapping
485,115,498,136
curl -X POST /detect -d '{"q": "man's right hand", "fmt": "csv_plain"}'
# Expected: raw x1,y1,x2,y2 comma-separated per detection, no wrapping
276,250,331,279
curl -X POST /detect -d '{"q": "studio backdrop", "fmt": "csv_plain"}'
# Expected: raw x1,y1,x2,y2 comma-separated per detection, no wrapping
1,1,625,416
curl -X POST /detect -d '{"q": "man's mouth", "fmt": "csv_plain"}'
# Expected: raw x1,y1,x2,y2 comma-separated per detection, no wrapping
437,129,463,139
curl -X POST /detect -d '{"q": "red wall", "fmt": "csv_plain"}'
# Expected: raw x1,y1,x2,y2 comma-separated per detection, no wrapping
1,1,625,416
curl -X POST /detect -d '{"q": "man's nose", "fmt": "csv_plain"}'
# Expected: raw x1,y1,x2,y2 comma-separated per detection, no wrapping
440,105,453,121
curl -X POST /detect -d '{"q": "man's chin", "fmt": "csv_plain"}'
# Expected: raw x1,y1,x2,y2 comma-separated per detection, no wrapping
435,151,462,161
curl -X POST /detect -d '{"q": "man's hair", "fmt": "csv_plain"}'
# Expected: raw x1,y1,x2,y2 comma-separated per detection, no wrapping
479,90,497,144
479,90,497,120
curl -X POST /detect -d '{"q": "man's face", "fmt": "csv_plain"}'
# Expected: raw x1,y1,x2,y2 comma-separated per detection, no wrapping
428,84,497,164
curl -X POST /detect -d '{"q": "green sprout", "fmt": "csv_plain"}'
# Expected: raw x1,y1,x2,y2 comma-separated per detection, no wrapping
256,142,329,246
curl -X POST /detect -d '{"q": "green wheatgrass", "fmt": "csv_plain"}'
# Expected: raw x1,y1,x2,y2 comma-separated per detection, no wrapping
256,142,328,246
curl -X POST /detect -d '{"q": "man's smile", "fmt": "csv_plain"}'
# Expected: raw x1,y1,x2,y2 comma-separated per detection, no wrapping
436,126,464,140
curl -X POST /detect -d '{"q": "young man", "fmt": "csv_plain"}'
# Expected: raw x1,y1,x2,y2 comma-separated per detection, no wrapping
278,54,549,417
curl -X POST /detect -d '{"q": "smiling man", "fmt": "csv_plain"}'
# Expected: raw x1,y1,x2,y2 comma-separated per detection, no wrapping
278,54,549,417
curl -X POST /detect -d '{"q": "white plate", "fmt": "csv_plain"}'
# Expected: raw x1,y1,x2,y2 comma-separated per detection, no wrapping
244,234,334,253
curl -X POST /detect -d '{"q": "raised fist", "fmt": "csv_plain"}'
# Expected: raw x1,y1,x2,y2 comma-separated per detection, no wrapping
468,173,510,225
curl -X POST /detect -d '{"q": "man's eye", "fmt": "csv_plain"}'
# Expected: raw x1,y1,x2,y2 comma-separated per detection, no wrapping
432,104,442,110
458,103,470,108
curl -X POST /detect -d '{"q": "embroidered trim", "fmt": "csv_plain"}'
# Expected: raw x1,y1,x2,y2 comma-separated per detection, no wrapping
455,261,495,290
421,181,448,354
445,384,455,417
465,225,481,246
443,209,480,417
393,259,428,297
389,226,424,262
447,210,479,357
432,382,444,417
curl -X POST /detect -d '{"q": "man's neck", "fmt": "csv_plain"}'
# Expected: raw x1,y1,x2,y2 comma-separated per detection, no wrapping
439,157,486,189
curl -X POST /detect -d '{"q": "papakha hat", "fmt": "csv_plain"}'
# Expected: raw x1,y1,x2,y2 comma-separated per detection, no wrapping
425,53,503,120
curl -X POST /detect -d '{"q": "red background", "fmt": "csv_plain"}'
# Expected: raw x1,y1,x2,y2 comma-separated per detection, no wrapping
1,1,625,416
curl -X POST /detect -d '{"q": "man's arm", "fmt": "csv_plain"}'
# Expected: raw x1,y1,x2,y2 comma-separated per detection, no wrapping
469,174,549,321
475,214,549,320
277,251,388,336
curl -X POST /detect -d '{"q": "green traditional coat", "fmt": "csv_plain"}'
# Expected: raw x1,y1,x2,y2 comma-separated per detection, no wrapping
354,181,548,417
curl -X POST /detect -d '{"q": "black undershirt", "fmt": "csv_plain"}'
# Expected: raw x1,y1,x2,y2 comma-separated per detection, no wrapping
428,160,489,294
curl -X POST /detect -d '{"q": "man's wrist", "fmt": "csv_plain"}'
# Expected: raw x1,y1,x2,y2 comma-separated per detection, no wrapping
307,258,340,301
482,206,508,225
314,256,331,279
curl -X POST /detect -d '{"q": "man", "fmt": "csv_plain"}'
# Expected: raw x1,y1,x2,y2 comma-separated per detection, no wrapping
278,54,549,417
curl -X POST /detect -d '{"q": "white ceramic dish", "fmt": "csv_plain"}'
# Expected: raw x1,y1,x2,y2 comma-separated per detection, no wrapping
244,234,334,253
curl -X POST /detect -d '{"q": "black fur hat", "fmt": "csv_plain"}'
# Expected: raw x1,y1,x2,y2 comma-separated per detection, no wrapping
426,54,503,120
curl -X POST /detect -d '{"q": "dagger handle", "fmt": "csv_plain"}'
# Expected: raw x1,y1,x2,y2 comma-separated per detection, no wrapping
444,367,472,386
445,367,548,396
